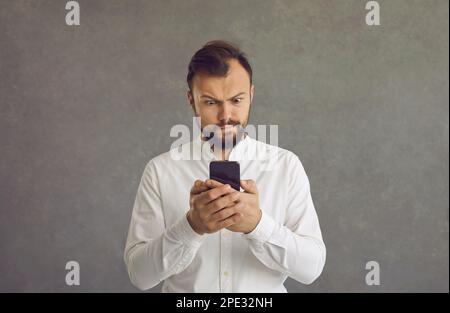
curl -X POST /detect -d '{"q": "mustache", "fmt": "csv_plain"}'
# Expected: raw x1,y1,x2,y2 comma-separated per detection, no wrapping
202,121,245,140
216,120,240,127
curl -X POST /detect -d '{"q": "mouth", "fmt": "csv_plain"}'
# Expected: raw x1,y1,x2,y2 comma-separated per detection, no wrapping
219,126,236,132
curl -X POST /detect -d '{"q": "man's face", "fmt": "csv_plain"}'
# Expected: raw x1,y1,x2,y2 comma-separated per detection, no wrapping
187,58,254,147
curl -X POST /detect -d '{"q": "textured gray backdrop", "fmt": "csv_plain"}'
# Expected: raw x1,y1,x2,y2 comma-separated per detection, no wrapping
0,0,448,292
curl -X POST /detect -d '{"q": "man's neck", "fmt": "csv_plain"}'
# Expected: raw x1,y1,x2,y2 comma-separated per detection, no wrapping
213,147,231,161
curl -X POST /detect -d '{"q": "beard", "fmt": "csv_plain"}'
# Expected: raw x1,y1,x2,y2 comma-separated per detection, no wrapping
202,121,247,150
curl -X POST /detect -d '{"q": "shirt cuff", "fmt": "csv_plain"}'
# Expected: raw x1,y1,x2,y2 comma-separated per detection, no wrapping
242,209,276,242
168,212,206,248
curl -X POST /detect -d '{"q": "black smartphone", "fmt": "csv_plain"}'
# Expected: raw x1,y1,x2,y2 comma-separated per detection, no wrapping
209,161,240,191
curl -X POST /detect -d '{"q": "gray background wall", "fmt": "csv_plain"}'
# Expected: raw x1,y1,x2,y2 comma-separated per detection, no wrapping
0,0,448,292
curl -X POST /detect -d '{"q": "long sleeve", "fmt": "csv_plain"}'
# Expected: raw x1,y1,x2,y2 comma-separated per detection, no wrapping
124,161,205,291
242,154,326,285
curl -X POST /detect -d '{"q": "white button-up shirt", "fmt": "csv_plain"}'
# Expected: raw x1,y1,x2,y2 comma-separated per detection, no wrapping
124,135,326,292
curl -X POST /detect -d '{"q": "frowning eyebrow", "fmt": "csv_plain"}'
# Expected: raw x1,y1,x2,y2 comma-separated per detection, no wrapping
200,92,247,102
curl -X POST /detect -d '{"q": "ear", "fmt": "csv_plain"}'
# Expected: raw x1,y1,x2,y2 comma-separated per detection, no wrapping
250,84,255,103
187,90,197,115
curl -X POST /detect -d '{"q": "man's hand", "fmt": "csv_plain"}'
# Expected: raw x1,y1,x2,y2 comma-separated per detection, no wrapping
204,179,262,234
186,180,243,235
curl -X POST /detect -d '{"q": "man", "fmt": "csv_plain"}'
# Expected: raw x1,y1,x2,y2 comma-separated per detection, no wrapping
124,40,326,292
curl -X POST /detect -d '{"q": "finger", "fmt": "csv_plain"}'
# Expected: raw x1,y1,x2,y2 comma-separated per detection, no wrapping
216,212,243,229
190,180,209,195
240,179,258,194
205,179,224,189
205,191,240,214
210,201,243,222
197,184,234,204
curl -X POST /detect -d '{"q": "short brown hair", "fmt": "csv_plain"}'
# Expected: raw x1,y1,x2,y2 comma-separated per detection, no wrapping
187,40,253,91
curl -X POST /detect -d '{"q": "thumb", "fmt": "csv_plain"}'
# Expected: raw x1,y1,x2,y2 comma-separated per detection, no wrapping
240,179,257,194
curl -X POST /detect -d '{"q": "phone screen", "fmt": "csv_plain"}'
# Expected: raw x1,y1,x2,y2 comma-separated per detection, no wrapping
209,161,240,191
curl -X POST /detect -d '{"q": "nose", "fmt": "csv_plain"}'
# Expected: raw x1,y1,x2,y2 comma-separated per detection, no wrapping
218,102,232,124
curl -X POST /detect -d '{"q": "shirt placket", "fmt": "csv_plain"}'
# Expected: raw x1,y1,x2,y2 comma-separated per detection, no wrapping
220,229,233,292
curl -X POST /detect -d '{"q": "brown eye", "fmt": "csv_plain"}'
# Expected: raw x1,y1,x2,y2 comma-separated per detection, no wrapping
233,98,242,103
